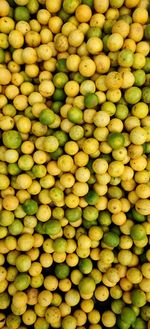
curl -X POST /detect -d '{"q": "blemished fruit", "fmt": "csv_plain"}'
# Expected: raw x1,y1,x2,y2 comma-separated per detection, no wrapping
0,0,149,328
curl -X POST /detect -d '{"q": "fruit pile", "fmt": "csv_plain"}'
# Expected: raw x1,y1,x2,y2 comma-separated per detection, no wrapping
0,0,150,328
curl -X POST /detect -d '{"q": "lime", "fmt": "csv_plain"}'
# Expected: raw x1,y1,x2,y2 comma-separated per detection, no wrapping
115,104,129,120
132,317,146,329
86,27,102,39
79,258,93,274
71,72,85,83
142,87,150,104
108,132,125,150
0,49,5,63
56,58,68,73
34,318,49,329
110,0,124,8
49,187,64,203
144,58,150,73
111,300,125,315
82,0,93,8
55,264,70,279
58,9,70,22
83,206,99,221
83,219,98,229
131,289,146,308
133,70,146,87
39,109,55,126
124,87,142,104
144,24,150,40
32,164,47,178
35,222,45,234
65,207,82,222
130,224,146,241
85,190,99,205
44,219,61,235
14,273,30,291
53,88,66,102
84,93,99,108
63,0,80,13
14,6,30,21
118,49,134,67
132,209,146,222
51,101,63,114
16,254,31,272
0,210,14,227
117,318,130,329
51,147,63,160
53,238,67,253
8,219,23,235
103,231,120,248
67,107,83,124
121,307,136,326
2,130,22,149
23,199,38,215
141,306,150,321
79,277,96,294
98,210,111,226
53,72,68,88
53,130,68,146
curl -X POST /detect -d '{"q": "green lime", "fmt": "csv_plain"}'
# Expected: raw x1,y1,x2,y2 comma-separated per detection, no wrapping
111,300,125,315
98,210,111,226
124,87,142,104
142,87,150,103
53,238,67,253
35,222,45,234
101,101,116,116
110,0,124,7
85,190,99,205
63,0,80,13
8,219,23,235
104,20,116,34
82,0,93,8
53,88,66,102
65,207,82,222
53,72,68,88
86,27,102,39
71,72,85,83
0,49,5,63
83,219,97,229
144,24,150,40
16,254,31,272
121,307,136,325
108,186,123,199
55,264,70,279
69,125,84,141
84,93,99,108
144,58,150,73
32,164,47,178
79,277,96,294
25,106,35,119
51,147,63,160
131,289,146,308
79,258,93,274
132,317,146,329
117,318,130,329
2,130,22,149
133,70,146,87
14,273,30,291
39,109,55,126
52,207,64,220
108,132,125,149
132,209,146,222
23,199,38,215
83,206,99,221
118,49,134,67
67,107,83,124
56,58,68,73
130,224,146,241
103,35,109,52
53,130,68,146
58,9,70,22
14,6,30,21
27,0,39,14
51,101,63,114
119,14,132,24
141,306,150,321
103,231,120,248
43,219,61,235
